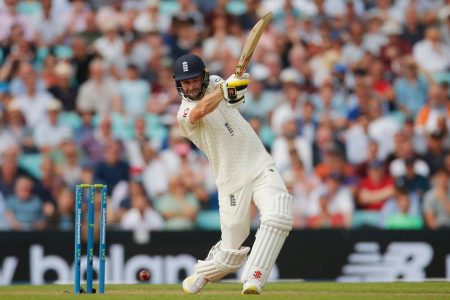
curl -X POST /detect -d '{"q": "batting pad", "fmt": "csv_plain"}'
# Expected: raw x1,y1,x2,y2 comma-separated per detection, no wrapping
240,193,293,285
195,242,250,282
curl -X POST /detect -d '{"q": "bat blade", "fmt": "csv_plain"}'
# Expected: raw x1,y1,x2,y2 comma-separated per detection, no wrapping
235,12,273,78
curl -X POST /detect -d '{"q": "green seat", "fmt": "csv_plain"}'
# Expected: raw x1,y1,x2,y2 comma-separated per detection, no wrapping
18,154,42,179
145,114,168,144
58,112,82,130
196,210,221,230
352,211,382,229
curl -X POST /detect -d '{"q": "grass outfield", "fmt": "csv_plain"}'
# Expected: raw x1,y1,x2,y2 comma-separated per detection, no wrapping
0,282,449,299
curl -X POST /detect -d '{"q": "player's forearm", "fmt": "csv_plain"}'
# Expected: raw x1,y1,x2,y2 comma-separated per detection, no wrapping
189,87,223,123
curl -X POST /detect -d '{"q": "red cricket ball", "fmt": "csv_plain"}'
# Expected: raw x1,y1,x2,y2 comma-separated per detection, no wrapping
138,269,151,281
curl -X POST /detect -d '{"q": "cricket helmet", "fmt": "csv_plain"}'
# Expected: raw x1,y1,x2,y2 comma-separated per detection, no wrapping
173,53,209,100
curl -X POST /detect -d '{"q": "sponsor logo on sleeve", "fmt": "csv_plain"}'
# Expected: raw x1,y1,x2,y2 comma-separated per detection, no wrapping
230,194,236,206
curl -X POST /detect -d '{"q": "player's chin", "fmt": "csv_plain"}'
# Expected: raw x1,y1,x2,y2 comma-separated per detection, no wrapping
186,90,202,100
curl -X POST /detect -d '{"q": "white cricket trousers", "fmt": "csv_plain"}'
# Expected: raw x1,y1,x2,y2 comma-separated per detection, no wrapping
218,164,289,249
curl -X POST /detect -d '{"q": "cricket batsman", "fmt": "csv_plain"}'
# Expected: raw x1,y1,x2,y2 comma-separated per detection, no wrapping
174,54,293,295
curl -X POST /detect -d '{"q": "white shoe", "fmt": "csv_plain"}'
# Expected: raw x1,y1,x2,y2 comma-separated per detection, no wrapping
242,279,263,295
182,273,208,294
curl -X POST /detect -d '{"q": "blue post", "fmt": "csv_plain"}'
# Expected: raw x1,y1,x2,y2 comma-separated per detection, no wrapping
98,184,107,294
73,185,83,294
86,186,95,294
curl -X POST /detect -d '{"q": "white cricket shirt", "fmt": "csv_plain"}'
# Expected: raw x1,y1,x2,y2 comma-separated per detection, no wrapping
177,75,274,196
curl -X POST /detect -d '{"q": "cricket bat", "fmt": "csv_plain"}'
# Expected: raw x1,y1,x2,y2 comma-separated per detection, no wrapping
235,12,273,79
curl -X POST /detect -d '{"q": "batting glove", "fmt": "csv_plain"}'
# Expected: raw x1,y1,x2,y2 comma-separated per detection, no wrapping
221,73,250,107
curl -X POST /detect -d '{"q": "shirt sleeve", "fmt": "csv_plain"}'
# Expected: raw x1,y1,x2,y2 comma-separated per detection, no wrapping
177,102,199,137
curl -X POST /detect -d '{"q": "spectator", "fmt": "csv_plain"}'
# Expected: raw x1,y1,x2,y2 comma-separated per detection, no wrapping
62,0,91,35
171,0,204,33
78,11,101,46
238,0,262,30
362,12,387,56
367,99,401,160
401,6,425,48
379,20,411,70
0,0,35,42
272,116,312,175
271,68,305,135
354,139,381,178
305,172,354,229
73,108,95,143
141,142,168,199
76,59,121,114
34,0,65,47
0,145,34,196
311,82,347,127
167,16,200,60
47,62,78,111
160,128,197,177
393,56,428,116
415,84,450,135
367,58,396,108
382,187,423,229
314,143,353,183
33,99,72,153
355,160,395,228
312,124,339,166
5,176,45,231
2,99,36,153
35,156,63,223
118,64,151,118
202,13,241,74
55,140,82,187
80,115,116,163
389,139,429,178
297,100,318,142
288,157,320,229
413,27,450,75
394,158,430,200
114,179,146,222
343,114,371,165
6,62,45,97
93,18,125,69
15,70,53,127
70,37,95,86
239,69,276,124
423,169,450,229
120,193,164,232
154,175,200,230
401,116,427,155
94,139,129,196
342,21,365,68
54,187,74,230
133,0,171,34
421,130,447,176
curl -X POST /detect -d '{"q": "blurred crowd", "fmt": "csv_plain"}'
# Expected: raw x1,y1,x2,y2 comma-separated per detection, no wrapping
0,0,449,232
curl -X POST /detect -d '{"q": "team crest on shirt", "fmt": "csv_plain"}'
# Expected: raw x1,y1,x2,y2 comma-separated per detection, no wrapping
183,108,189,117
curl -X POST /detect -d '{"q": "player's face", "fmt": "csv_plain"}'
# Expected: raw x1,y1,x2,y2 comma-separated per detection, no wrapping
180,76,203,99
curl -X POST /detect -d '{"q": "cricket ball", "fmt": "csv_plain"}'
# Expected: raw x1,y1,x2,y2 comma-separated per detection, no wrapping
138,269,151,281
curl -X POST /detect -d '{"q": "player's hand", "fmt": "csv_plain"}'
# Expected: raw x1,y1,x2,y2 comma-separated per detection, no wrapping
221,73,250,103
